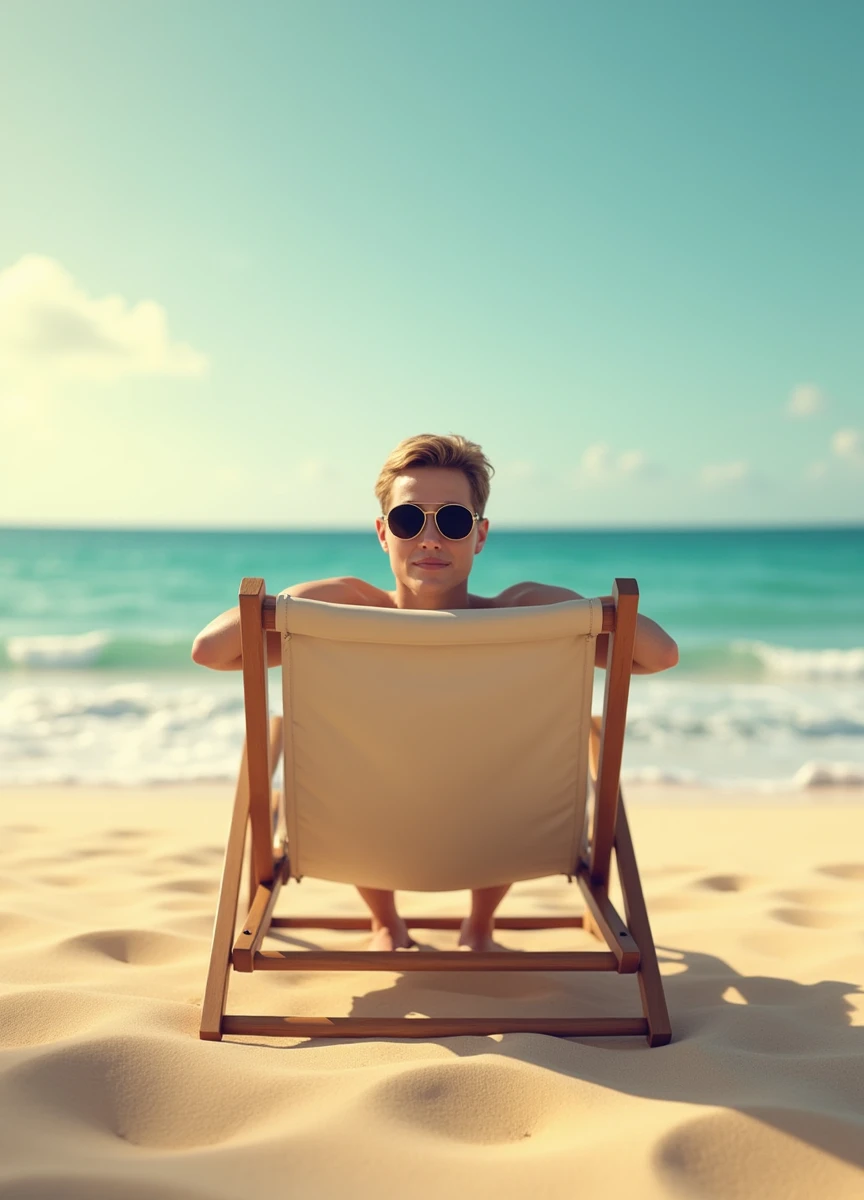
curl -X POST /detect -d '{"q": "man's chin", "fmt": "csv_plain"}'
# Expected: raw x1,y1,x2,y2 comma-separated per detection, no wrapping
406,569,462,587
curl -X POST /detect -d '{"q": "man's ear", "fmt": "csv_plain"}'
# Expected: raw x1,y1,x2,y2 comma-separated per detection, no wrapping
474,517,489,555
375,516,389,552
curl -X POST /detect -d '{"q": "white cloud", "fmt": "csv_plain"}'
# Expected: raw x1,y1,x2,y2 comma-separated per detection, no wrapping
787,383,826,418
832,428,864,465
580,443,611,479
0,254,208,386
573,443,652,485
700,460,749,487
618,450,647,475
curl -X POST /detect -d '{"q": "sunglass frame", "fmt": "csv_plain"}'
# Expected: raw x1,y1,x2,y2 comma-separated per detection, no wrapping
383,502,480,541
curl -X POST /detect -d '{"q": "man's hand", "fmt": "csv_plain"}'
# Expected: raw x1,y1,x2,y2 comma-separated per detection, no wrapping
495,580,679,675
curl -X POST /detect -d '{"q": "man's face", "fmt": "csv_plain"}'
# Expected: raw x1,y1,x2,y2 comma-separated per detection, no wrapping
375,467,488,594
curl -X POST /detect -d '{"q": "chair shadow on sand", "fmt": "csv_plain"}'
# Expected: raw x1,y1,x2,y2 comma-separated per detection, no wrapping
274,937,864,1175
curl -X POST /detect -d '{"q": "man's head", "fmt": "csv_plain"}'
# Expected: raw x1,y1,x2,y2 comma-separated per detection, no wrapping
374,434,493,600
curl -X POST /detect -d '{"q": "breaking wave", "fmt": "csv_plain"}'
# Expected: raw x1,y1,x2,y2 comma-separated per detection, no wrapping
3,631,194,671
1,676,862,789
5,631,863,683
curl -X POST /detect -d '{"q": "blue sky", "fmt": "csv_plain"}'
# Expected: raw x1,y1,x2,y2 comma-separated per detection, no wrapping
0,0,861,528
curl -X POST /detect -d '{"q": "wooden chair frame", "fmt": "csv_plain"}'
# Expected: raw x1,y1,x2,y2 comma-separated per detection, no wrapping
200,577,671,1046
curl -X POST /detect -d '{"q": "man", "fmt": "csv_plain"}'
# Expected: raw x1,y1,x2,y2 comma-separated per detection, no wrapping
192,433,679,952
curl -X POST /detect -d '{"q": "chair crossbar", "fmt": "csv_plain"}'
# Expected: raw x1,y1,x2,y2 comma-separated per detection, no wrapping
269,916,585,930
221,1015,649,1039
247,949,621,972
236,871,637,975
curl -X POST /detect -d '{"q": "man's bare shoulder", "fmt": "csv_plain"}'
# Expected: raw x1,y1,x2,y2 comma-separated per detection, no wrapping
483,581,585,608
284,576,394,608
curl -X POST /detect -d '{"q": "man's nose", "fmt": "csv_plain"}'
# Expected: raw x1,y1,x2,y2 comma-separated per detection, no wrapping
418,513,442,545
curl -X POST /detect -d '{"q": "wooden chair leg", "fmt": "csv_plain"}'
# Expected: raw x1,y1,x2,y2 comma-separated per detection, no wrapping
200,745,251,1041
233,867,286,972
614,795,672,1046
249,717,285,908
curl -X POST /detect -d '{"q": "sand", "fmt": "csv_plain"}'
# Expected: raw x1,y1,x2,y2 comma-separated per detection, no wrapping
0,783,862,1199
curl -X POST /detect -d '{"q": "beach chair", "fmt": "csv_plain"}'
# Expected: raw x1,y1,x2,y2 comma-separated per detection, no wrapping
200,577,671,1045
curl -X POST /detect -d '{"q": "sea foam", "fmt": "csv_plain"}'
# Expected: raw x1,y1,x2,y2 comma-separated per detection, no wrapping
6,629,864,683
732,641,864,681
1,676,862,789
6,632,110,669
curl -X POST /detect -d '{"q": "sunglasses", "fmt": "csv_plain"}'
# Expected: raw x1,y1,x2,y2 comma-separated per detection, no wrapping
383,502,480,541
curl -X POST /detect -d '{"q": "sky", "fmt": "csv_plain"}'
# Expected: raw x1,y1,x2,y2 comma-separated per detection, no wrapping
0,0,862,529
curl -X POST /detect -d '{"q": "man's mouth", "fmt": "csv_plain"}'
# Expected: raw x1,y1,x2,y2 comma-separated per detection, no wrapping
414,559,449,568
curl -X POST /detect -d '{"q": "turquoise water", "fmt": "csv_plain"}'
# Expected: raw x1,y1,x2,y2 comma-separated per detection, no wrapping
1,526,862,788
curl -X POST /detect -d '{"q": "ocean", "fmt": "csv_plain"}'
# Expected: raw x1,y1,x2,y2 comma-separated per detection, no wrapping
1,526,862,791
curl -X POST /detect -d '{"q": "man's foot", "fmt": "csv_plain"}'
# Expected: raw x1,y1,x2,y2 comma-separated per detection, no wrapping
458,918,500,952
369,918,417,951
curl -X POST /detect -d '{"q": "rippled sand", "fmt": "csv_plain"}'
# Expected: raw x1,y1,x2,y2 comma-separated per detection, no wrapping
0,786,862,1199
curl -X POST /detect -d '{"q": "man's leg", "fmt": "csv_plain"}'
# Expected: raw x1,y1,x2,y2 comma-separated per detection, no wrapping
459,884,511,951
356,887,416,950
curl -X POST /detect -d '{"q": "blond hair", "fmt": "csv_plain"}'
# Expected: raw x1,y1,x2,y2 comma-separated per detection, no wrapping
374,433,494,515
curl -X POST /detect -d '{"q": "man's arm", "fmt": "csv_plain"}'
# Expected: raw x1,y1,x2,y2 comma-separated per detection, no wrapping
496,581,679,675
190,576,381,671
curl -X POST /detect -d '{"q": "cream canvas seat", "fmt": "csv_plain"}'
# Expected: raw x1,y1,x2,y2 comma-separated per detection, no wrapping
200,576,671,1046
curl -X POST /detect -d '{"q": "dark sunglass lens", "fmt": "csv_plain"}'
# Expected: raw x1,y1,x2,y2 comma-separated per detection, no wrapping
388,504,425,539
436,504,474,540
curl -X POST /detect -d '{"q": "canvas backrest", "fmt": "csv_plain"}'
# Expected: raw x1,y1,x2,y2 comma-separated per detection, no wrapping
275,594,603,892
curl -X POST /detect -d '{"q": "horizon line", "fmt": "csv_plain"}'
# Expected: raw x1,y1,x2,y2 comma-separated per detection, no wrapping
1,520,862,535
